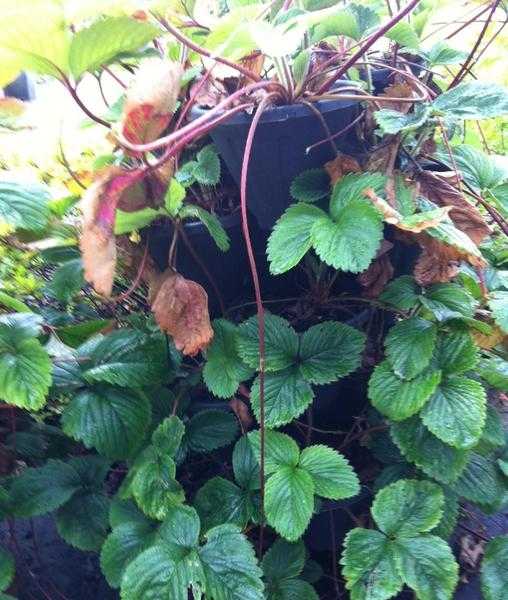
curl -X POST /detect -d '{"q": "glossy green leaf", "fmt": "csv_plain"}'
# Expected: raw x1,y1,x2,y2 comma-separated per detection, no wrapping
385,317,437,379
489,291,508,333
56,491,109,551
450,453,507,507
290,169,330,203
248,430,300,475
46,258,84,304
432,82,508,120
433,330,478,374
151,415,185,458
380,276,420,310
481,535,508,600
179,204,230,252
0,180,51,232
233,435,260,491
193,476,253,531
185,410,239,453
375,104,430,135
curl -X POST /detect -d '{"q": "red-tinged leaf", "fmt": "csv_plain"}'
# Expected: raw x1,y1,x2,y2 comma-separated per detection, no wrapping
150,270,213,356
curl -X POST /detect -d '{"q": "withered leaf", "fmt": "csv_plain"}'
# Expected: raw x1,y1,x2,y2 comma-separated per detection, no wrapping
121,60,183,151
150,269,213,356
413,238,461,286
229,398,253,432
325,153,361,184
80,168,144,297
358,240,394,297
378,82,415,114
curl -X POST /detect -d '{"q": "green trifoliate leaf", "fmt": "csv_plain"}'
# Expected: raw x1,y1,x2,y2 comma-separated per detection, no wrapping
290,169,330,203
62,386,151,460
368,360,441,421
69,17,160,79
248,430,300,475
82,329,169,388
0,323,51,411
237,314,299,372
0,180,50,232
374,104,430,135
450,453,507,507
193,477,254,532
262,539,305,582
250,368,314,428
481,535,508,600
341,528,403,600
130,447,185,520
421,282,477,320
268,203,327,275
433,330,478,374
432,82,508,120
203,319,253,398
391,417,469,484
298,321,365,384
380,275,420,310
151,415,185,458
385,317,437,379
56,490,110,551
265,465,314,541
185,410,239,453
392,534,458,600
179,204,230,252
299,444,359,500
478,356,508,391
420,375,486,449
233,436,260,491
0,548,14,593
371,479,444,537
193,144,221,185
489,291,508,333
426,42,468,66
311,173,385,273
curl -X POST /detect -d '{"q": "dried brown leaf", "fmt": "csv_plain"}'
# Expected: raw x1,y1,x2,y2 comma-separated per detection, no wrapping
325,153,361,184
229,398,253,432
150,269,213,356
413,238,461,286
378,82,415,114
472,326,505,350
358,240,394,297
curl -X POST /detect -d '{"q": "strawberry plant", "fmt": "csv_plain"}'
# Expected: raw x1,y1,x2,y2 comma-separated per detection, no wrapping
1,1,508,599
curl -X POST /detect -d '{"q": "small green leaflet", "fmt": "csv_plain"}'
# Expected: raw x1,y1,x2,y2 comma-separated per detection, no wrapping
164,178,186,217
481,535,508,600
432,82,508,121
0,180,51,232
179,204,230,252
385,317,437,379
375,104,430,135
290,169,330,203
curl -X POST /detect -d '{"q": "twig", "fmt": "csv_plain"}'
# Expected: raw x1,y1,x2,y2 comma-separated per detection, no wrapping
58,139,86,191
111,242,150,304
300,100,339,156
61,76,111,128
306,110,366,154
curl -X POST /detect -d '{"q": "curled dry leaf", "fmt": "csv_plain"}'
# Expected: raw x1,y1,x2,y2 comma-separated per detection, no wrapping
378,82,415,114
417,170,491,245
150,269,213,356
229,398,253,432
80,168,144,297
324,153,361,184
121,59,183,152
358,240,394,297
472,326,505,350
413,237,461,286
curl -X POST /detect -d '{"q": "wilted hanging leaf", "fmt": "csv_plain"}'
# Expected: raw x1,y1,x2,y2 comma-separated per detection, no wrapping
121,59,183,152
413,238,461,286
358,240,394,297
80,168,144,297
229,397,253,432
378,82,415,114
150,270,213,356
324,154,361,184
417,170,491,245
472,326,505,350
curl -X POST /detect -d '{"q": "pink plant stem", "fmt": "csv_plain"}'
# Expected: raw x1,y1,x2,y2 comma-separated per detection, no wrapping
444,2,493,40
316,0,423,95
239,92,280,556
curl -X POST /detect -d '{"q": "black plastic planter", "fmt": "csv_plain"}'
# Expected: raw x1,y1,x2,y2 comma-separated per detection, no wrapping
191,94,362,230
147,212,248,315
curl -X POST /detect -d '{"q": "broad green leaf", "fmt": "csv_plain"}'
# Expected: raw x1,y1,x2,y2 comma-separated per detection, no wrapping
0,181,50,232
265,572,318,599
385,317,437,379
69,17,160,79
299,444,359,500
329,172,385,222
262,539,305,582
62,386,151,459
426,42,468,66
374,104,430,135
237,314,299,372
311,10,359,42
489,291,508,333
203,6,259,62
479,356,508,391
290,169,330,203
431,488,459,541
131,447,185,520
265,466,314,541
193,476,253,531
341,528,402,600
56,491,109,551
179,204,230,252
391,417,469,484
0,313,43,337
151,415,185,458
380,275,420,310
0,548,14,593
433,330,478,374
385,21,419,49
233,436,260,491
250,368,314,428
185,410,239,453
392,535,458,600
432,82,508,120
114,207,160,235
248,430,300,475
450,453,507,507
83,329,169,387
199,524,264,600
421,282,477,320
164,178,186,217
203,319,253,398
298,321,365,384
101,519,159,588
57,319,113,347
10,459,81,517
46,258,84,304
0,324,51,411
421,375,486,449
372,479,444,537
476,405,505,454
481,535,508,600
267,203,327,275
368,361,441,421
